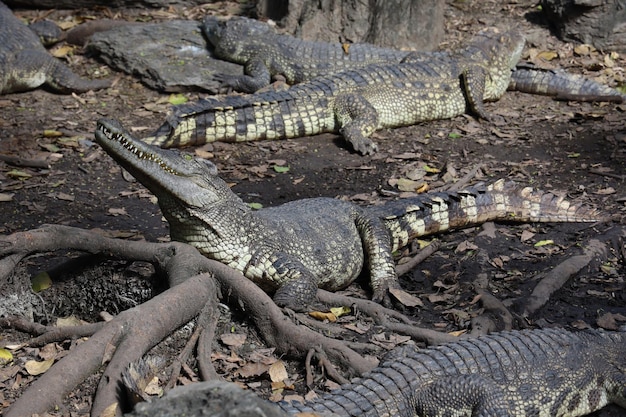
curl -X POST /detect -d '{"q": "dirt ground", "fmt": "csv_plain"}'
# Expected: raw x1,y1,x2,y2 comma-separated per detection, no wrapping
1,0,625,416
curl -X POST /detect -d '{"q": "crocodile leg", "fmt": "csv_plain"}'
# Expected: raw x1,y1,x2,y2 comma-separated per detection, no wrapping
462,65,490,120
353,210,398,304
334,92,380,155
216,57,273,93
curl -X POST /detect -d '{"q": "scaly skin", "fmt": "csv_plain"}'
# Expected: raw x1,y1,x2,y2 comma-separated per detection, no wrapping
125,328,626,417
509,64,626,103
144,27,525,155
203,16,625,104
96,119,604,310
0,0,110,94
203,15,411,93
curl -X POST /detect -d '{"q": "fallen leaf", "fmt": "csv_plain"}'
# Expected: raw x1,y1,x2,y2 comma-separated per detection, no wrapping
57,316,84,327
395,178,424,192
597,312,626,330
108,207,128,216
268,360,288,382
7,169,32,179
24,358,54,375
236,362,268,378
99,403,118,417
329,306,351,318
455,240,478,253
220,333,247,347
389,287,424,307
0,192,14,202
51,45,74,58
168,94,188,105
309,311,337,322
594,187,616,195
56,192,75,202
0,348,13,365
273,165,290,173
520,230,535,242
31,271,52,292
537,50,558,61
43,129,63,137
534,239,554,247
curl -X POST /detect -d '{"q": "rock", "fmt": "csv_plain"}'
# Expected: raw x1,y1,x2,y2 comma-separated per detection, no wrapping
123,381,293,417
88,20,242,92
541,0,626,53
256,0,444,51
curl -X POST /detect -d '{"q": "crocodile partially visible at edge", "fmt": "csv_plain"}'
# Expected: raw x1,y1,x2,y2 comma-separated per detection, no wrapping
202,15,625,103
126,327,626,417
0,0,110,94
96,119,605,310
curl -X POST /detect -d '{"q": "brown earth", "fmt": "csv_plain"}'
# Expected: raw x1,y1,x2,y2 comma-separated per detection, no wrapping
0,1,625,416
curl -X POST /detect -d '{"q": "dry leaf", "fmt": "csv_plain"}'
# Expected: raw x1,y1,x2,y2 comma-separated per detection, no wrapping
268,360,288,383
24,358,54,375
309,311,337,322
236,362,269,378
537,50,558,61
389,287,424,307
108,207,128,216
520,230,535,242
220,333,247,347
99,402,118,417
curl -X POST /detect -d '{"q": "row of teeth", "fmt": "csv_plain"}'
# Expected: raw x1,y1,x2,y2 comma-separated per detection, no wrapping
98,124,178,174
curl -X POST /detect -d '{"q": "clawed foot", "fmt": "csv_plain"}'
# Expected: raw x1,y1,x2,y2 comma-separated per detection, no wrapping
272,278,319,312
346,135,378,156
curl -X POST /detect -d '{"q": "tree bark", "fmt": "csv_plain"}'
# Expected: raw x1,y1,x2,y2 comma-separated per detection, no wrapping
4,0,208,8
256,0,445,51
541,0,626,53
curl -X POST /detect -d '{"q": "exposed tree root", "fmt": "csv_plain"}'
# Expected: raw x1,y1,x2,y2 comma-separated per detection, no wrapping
0,225,372,416
521,226,625,316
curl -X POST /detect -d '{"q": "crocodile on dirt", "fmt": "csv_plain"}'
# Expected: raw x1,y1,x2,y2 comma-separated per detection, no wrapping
203,15,624,104
145,27,525,155
96,119,604,310
126,327,626,417
0,0,110,94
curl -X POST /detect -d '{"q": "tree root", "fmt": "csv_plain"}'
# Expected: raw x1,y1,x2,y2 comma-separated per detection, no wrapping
521,226,625,316
0,225,373,416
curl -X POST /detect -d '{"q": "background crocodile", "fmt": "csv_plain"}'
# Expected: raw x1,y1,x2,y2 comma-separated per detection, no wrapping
96,119,604,310
203,15,625,103
126,327,626,417
0,0,110,94
145,27,525,154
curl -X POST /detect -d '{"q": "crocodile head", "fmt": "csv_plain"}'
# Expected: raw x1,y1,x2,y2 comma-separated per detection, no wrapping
468,27,526,101
94,118,238,211
203,16,273,63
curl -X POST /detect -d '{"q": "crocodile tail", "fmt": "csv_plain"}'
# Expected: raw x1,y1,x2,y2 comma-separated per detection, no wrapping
142,89,334,148
509,67,626,103
375,179,606,251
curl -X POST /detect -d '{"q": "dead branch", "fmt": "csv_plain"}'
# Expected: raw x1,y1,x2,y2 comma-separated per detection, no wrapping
522,226,626,316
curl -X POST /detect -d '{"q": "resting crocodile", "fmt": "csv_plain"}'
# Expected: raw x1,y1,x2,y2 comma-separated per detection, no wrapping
203,15,625,103
126,327,626,417
0,0,110,94
145,27,525,154
96,118,604,310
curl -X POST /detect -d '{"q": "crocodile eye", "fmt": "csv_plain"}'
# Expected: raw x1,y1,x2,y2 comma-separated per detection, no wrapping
199,158,218,176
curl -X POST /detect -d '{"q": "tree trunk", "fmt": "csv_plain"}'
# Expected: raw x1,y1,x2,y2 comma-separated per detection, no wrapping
541,0,626,53
4,0,208,8
256,0,445,51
